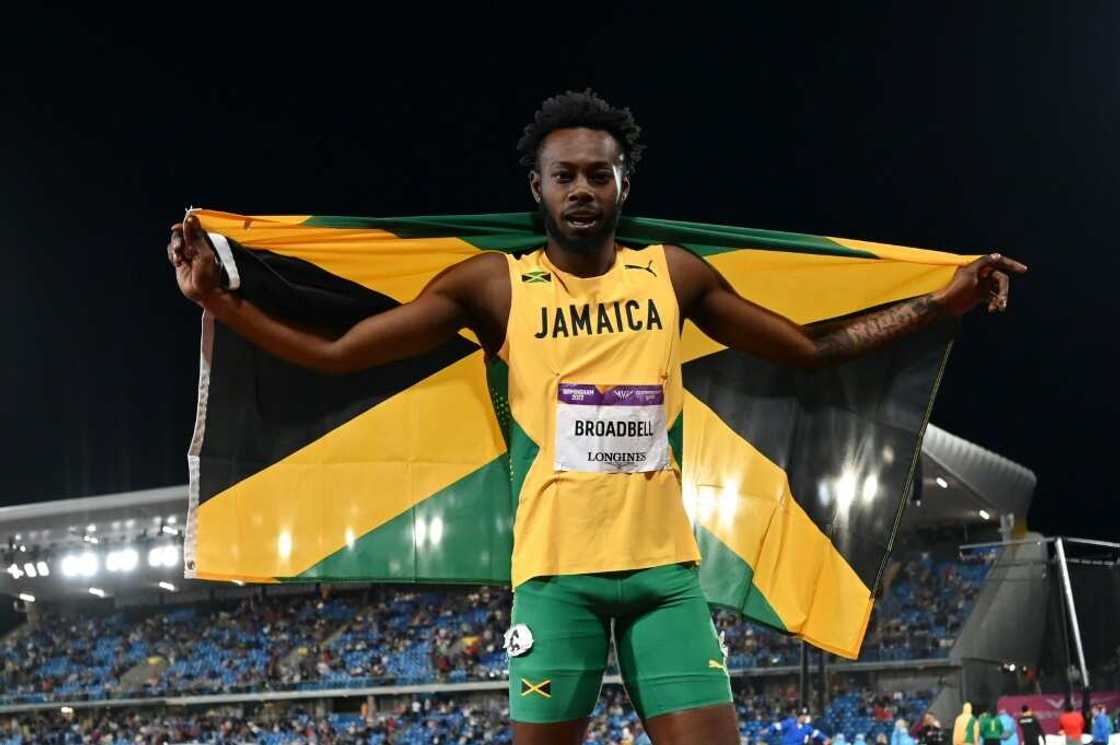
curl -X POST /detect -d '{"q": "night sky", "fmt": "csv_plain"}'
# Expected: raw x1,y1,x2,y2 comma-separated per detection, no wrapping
2,4,1116,539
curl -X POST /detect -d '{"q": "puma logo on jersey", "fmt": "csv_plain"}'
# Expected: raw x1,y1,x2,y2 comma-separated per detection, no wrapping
708,658,729,675
535,299,663,339
521,270,552,283
624,260,657,277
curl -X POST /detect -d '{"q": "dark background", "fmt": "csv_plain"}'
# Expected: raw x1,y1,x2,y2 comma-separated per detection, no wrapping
1,4,1115,538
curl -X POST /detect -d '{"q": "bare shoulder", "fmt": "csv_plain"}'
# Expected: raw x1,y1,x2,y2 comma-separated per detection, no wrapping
441,251,509,285
662,243,711,278
662,243,718,311
428,251,510,299
428,251,511,352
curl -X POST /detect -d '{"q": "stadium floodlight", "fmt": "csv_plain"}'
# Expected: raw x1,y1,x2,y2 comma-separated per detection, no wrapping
107,548,138,573
23,563,37,578
158,581,177,592
119,548,138,572
936,477,949,489
978,509,991,521
18,593,35,603
36,561,49,576
7,564,24,580
88,587,106,598
835,469,858,511
82,534,100,545
86,524,96,533
61,555,80,577
148,545,179,568
861,473,879,504
78,551,99,578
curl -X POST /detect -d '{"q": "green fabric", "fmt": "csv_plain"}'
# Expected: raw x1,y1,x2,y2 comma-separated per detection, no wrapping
293,456,513,582
980,714,1004,740
694,525,787,632
508,563,732,722
965,716,978,744
302,212,878,258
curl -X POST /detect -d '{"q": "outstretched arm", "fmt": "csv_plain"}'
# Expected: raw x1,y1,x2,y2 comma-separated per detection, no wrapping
666,244,1027,369
168,215,508,373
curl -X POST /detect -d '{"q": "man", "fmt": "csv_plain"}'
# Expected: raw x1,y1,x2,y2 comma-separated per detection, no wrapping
1091,704,1112,745
979,704,1005,745
773,708,829,745
998,709,1019,745
168,90,1026,745
1059,703,1084,745
892,720,917,745
918,712,946,745
955,703,980,745
1017,705,1045,745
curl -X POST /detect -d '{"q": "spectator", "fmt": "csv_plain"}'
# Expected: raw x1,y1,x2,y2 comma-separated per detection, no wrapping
979,703,1004,745
892,719,917,745
918,712,946,745
1091,704,1113,745
955,703,980,745
998,709,1019,745
1018,705,1046,745
1058,702,1084,745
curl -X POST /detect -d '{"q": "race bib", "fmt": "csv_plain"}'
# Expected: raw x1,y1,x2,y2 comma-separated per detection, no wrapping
554,383,670,473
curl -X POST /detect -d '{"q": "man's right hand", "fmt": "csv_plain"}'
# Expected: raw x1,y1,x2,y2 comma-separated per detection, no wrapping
167,214,222,306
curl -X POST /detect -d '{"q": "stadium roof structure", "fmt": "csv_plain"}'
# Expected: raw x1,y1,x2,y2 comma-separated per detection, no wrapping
0,424,1035,603
902,423,1037,531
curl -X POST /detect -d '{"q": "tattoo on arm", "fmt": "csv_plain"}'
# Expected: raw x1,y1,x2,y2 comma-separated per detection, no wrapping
814,294,945,365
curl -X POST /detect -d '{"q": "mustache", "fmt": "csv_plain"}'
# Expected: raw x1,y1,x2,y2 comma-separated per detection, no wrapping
539,202,620,254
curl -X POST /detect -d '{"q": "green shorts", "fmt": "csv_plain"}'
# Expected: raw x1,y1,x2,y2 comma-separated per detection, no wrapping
506,563,732,723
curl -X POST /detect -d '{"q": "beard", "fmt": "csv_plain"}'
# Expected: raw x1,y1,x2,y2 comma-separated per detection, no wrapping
540,201,620,255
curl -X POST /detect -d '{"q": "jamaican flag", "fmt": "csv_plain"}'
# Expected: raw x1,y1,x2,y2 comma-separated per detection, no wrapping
184,209,971,658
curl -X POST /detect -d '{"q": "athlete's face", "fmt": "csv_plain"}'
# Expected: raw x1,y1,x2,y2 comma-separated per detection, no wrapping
530,127,630,254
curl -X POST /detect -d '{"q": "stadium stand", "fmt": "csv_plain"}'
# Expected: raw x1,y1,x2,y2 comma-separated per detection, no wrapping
0,685,936,745
0,548,992,705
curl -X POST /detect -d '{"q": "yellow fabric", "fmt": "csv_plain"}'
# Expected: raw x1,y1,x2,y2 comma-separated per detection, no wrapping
501,245,699,586
681,392,873,657
193,351,505,581
954,704,977,745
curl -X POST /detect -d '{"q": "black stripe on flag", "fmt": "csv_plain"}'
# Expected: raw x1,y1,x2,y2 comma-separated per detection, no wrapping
682,318,955,592
198,243,478,504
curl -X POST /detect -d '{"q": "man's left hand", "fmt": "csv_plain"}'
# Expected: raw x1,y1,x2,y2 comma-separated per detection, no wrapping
933,253,1028,317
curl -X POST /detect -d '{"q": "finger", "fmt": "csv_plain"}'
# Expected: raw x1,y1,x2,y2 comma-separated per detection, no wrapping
167,232,186,265
183,214,200,243
994,256,1028,274
996,272,1009,311
977,252,1012,279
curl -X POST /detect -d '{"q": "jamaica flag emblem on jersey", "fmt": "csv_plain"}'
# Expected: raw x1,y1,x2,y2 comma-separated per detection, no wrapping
184,208,973,659
521,269,551,283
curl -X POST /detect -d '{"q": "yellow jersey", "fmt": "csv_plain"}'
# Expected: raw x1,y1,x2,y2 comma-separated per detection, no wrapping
496,244,700,587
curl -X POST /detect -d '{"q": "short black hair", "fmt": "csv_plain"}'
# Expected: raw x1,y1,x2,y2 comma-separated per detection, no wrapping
517,89,644,175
